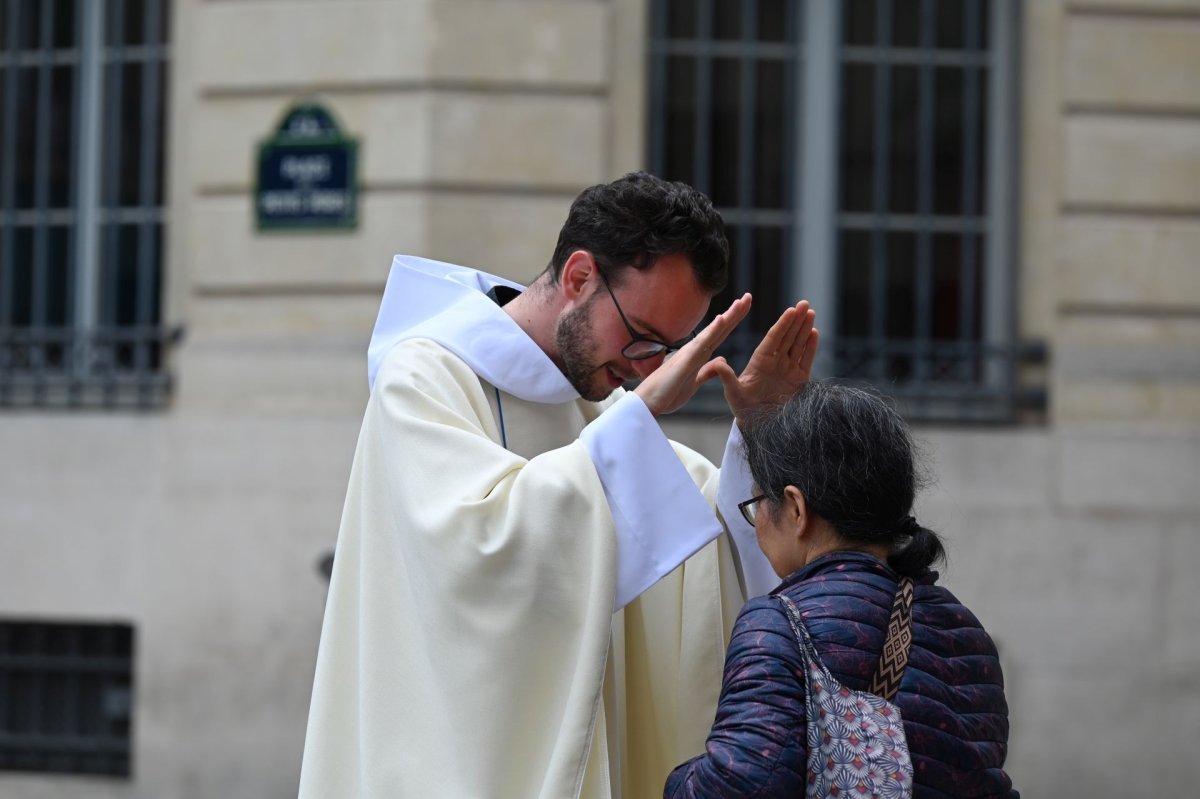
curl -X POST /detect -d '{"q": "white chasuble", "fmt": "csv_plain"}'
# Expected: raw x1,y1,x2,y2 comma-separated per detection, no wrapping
299,256,767,798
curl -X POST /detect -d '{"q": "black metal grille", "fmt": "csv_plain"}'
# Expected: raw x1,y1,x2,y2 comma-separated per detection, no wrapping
0,0,175,409
648,0,799,362
0,620,134,777
648,0,1026,421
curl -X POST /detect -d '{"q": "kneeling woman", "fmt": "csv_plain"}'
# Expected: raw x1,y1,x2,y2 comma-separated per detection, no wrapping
665,382,1018,798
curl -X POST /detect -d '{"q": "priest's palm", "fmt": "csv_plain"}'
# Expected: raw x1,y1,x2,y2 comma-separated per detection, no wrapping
634,293,752,416
701,300,819,425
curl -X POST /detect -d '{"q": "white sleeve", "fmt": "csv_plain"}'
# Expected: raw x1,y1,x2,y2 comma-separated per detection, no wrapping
715,422,780,598
579,393,724,610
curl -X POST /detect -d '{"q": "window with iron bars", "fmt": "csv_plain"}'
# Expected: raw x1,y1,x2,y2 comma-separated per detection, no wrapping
0,620,135,777
0,0,177,409
650,0,1036,422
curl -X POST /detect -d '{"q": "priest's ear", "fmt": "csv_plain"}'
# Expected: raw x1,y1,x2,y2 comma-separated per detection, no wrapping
559,250,598,304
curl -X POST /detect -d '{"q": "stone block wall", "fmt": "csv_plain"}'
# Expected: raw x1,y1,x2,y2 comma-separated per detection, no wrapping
2,2,1199,797
1044,0,1200,423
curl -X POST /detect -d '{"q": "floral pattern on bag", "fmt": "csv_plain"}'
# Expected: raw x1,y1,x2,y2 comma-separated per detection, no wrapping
780,595,914,799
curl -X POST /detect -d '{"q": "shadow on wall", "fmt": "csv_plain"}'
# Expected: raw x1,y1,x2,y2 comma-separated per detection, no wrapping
317,552,335,583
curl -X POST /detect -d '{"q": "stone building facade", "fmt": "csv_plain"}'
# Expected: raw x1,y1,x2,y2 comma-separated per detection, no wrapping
1,0,1197,796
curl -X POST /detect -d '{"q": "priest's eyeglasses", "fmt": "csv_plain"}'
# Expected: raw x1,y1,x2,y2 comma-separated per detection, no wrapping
737,494,766,526
596,268,693,360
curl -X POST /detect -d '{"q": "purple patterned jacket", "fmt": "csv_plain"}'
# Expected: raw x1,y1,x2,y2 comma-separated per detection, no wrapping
665,552,1018,798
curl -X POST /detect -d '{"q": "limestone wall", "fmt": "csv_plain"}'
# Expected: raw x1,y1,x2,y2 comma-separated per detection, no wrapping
1037,0,1200,423
1,1,1197,797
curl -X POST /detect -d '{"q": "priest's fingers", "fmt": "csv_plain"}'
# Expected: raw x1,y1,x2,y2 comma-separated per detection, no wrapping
797,327,820,378
697,357,748,409
782,302,814,360
687,293,751,364
696,355,733,387
784,303,816,362
775,302,810,356
754,304,803,364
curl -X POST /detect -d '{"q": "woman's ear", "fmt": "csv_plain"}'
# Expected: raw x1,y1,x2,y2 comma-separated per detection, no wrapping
782,485,809,540
559,250,595,304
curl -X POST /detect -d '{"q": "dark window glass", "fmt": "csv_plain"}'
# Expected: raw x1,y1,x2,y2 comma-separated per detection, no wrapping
123,0,147,46
844,0,875,46
893,0,921,48
713,0,740,41
13,67,36,208
14,0,43,50
113,222,139,326
46,224,71,326
751,225,788,329
666,0,697,39
49,65,76,208
52,0,77,48
932,66,963,214
710,57,740,206
932,232,964,341
970,71,988,214
936,0,964,49
840,63,875,213
0,620,134,777
11,227,32,324
754,59,787,209
757,0,789,43
889,65,918,214
935,0,991,50
886,232,916,340
663,56,696,185
0,0,172,408
650,0,1014,419
838,230,871,338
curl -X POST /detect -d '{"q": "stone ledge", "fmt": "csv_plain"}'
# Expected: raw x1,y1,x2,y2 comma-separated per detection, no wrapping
1065,16,1200,111
1058,217,1200,308
1064,117,1200,210
195,1,431,92
431,0,609,89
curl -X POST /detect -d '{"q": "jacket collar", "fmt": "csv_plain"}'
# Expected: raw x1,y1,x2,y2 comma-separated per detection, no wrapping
771,550,901,594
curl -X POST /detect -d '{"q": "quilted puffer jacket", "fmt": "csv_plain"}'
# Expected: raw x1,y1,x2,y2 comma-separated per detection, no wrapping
665,551,1017,798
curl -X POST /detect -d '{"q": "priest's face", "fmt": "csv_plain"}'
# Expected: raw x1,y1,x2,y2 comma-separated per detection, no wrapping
555,253,712,401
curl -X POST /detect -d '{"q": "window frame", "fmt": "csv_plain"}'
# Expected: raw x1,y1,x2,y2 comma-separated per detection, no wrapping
647,0,1024,422
0,619,135,777
0,0,177,410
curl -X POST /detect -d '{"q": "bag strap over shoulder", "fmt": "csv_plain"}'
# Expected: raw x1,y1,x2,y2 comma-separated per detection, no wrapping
777,593,821,666
869,576,915,702
777,575,916,703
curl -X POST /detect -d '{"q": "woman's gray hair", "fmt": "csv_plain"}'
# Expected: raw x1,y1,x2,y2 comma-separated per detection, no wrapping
742,380,945,577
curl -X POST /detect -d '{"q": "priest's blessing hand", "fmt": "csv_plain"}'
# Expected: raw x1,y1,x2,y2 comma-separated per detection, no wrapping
634,293,752,416
699,299,819,426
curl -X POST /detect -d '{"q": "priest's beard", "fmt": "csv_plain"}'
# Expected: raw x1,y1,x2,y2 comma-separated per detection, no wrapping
555,294,614,402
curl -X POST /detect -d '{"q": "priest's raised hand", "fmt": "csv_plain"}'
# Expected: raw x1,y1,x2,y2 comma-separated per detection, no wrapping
633,292,752,416
700,299,819,425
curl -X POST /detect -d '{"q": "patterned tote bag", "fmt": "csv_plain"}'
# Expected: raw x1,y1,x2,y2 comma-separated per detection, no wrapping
777,577,916,799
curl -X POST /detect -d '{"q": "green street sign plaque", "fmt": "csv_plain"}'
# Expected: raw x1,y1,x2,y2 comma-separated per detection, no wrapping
256,102,358,231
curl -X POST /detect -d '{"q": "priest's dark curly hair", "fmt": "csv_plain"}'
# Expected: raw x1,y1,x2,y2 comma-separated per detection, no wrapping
547,171,729,294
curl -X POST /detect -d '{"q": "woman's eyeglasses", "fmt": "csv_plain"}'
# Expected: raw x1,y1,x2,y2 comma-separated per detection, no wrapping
737,494,766,526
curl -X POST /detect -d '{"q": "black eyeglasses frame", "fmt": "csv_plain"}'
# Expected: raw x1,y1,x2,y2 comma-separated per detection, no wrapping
594,266,694,361
737,494,766,527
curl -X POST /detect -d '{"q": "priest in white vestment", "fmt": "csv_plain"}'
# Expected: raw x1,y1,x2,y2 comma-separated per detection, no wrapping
299,174,818,798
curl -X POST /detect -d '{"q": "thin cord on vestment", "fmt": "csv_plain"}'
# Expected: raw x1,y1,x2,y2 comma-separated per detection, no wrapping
494,386,508,449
